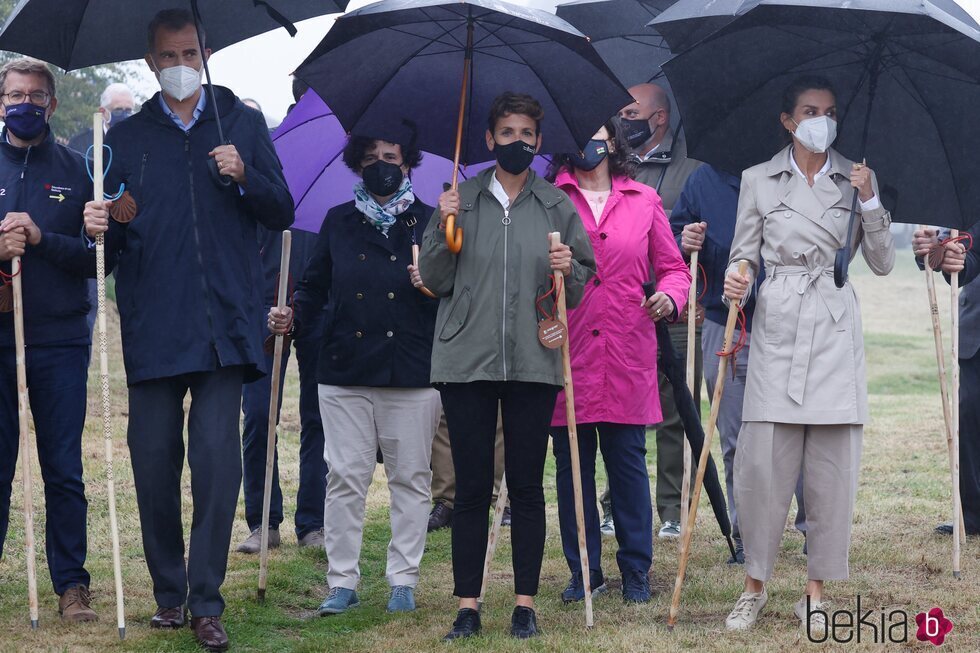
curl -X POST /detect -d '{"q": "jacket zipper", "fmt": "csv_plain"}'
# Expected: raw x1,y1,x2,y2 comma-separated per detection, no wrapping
138,152,148,189
185,137,217,352
18,144,32,209
501,206,510,381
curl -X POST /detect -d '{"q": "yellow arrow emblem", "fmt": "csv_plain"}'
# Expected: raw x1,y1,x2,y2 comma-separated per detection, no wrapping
49,193,65,202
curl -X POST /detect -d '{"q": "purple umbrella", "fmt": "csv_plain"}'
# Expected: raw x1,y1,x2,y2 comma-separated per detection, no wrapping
273,91,550,233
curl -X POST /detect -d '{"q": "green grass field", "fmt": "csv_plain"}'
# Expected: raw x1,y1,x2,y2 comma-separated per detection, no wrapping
0,254,977,652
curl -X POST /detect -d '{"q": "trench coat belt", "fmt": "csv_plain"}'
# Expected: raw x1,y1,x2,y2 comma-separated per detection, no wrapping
769,264,847,405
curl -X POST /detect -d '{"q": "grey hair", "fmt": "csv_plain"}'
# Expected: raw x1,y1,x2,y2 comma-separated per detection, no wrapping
100,82,134,109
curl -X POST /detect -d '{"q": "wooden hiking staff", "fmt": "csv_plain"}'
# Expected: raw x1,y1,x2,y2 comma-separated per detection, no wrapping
93,114,126,638
680,250,698,540
11,255,38,630
411,243,437,298
478,473,508,605
920,226,966,548
668,260,748,629
950,228,962,578
550,231,594,628
441,19,475,255
258,230,292,601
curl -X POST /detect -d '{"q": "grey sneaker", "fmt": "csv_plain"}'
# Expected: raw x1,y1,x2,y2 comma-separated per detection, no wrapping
600,514,615,537
318,587,360,615
794,595,827,639
298,528,324,549
387,586,416,613
658,520,681,539
236,527,280,554
725,589,768,631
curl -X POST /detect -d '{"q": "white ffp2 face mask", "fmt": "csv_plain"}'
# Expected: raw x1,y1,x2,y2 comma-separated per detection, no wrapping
154,62,203,102
793,115,837,154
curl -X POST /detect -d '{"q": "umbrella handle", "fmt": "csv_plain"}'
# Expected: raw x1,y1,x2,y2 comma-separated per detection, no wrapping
411,244,438,298
444,213,463,253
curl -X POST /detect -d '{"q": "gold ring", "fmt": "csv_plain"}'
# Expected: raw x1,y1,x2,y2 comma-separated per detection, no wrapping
853,163,864,170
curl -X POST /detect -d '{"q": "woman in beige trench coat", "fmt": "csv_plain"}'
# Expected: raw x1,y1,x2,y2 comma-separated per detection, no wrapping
722,76,895,636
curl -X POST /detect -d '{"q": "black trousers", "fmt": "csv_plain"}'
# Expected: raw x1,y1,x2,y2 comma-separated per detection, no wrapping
961,354,980,534
439,381,559,598
127,366,244,616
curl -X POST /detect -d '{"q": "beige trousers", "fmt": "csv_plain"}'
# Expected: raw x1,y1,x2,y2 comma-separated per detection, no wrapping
735,421,862,582
319,385,441,589
430,408,505,508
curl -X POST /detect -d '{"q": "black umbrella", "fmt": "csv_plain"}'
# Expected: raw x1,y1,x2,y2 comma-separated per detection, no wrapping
643,282,737,559
653,0,980,285
0,0,349,184
295,0,632,253
555,0,680,88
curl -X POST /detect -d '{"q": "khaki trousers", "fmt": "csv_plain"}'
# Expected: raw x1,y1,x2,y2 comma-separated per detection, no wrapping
735,421,862,582
430,408,505,508
319,385,441,589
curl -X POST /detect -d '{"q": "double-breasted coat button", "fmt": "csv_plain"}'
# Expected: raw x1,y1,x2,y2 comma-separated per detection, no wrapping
783,211,792,218
390,255,397,262
387,292,395,299
599,232,608,240
356,292,364,299
358,253,366,261
355,331,363,338
833,210,842,218
592,329,600,336
593,278,601,286
386,330,394,337
793,252,800,259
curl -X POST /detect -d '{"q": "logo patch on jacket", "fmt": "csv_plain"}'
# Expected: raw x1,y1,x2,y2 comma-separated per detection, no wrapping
44,183,72,202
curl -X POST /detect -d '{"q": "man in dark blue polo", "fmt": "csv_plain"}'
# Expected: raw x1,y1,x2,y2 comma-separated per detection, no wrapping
0,57,97,623
82,9,293,651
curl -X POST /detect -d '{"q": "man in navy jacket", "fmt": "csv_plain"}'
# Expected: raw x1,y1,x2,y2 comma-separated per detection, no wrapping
0,57,98,623
83,10,293,651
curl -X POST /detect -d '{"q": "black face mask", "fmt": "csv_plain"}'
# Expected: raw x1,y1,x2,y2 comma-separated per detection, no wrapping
362,160,404,197
569,139,609,172
493,139,537,175
621,118,652,149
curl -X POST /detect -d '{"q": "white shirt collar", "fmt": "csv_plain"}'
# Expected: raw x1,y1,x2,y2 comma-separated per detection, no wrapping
789,146,831,181
490,171,511,210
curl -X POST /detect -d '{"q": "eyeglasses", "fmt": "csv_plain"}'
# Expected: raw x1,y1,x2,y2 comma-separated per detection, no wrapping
2,91,51,107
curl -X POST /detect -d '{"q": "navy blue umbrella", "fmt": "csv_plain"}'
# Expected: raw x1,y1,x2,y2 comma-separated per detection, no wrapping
653,0,980,285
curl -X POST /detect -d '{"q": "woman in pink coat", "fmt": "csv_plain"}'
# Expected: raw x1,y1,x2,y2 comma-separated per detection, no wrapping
547,118,691,604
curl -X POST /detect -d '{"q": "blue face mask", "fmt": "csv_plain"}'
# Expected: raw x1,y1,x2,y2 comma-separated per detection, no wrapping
4,102,47,140
569,139,609,171
108,108,132,127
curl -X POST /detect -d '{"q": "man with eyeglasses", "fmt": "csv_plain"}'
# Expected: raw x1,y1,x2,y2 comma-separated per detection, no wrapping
0,57,98,623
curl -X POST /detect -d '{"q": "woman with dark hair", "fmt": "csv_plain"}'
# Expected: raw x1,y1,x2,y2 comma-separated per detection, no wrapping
723,75,894,634
417,92,596,641
268,131,440,616
547,118,690,605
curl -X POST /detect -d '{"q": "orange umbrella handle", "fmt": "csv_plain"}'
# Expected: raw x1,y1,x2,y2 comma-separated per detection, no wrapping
412,243,439,298
445,213,463,253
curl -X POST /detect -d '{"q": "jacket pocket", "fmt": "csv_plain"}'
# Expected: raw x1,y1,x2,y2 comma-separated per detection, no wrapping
438,286,471,342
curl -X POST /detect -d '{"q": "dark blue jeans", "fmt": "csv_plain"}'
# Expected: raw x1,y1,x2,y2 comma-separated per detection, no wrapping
0,344,90,594
241,333,327,538
552,423,652,578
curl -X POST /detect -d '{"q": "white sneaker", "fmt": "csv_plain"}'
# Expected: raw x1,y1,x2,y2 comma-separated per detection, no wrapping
725,589,768,631
600,514,616,537
794,595,827,639
658,520,681,539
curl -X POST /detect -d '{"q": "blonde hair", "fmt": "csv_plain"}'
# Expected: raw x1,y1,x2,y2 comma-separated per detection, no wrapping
0,57,56,97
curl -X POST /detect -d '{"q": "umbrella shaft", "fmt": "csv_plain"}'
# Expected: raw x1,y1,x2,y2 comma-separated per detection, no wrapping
450,20,475,189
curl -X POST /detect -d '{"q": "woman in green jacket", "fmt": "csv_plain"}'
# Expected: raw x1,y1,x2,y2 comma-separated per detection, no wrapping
417,92,595,641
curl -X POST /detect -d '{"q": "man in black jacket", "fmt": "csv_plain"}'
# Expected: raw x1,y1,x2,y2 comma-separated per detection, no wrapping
83,10,293,651
0,57,97,623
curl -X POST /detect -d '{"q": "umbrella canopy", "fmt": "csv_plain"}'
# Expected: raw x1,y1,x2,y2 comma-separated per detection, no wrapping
0,0,349,70
294,0,633,164
655,0,980,231
555,0,679,88
273,90,551,233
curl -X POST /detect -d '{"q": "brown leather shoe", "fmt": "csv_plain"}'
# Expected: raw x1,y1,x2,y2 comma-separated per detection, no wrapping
59,584,98,623
150,605,187,629
191,616,229,652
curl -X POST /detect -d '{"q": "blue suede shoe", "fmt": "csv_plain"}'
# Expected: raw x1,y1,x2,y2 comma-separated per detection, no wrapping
622,569,651,604
318,587,360,616
387,586,416,613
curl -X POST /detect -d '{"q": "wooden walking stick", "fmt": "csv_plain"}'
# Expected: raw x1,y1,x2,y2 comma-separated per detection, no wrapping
11,255,38,630
478,473,508,606
258,231,292,601
550,231,594,628
950,229,963,577
93,114,126,638
668,260,748,629
921,228,966,544
680,250,698,540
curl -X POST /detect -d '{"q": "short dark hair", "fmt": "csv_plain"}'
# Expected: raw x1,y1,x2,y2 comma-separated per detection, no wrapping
147,8,204,52
781,75,836,116
342,135,423,174
291,77,309,104
546,117,635,182
487,92,544,135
